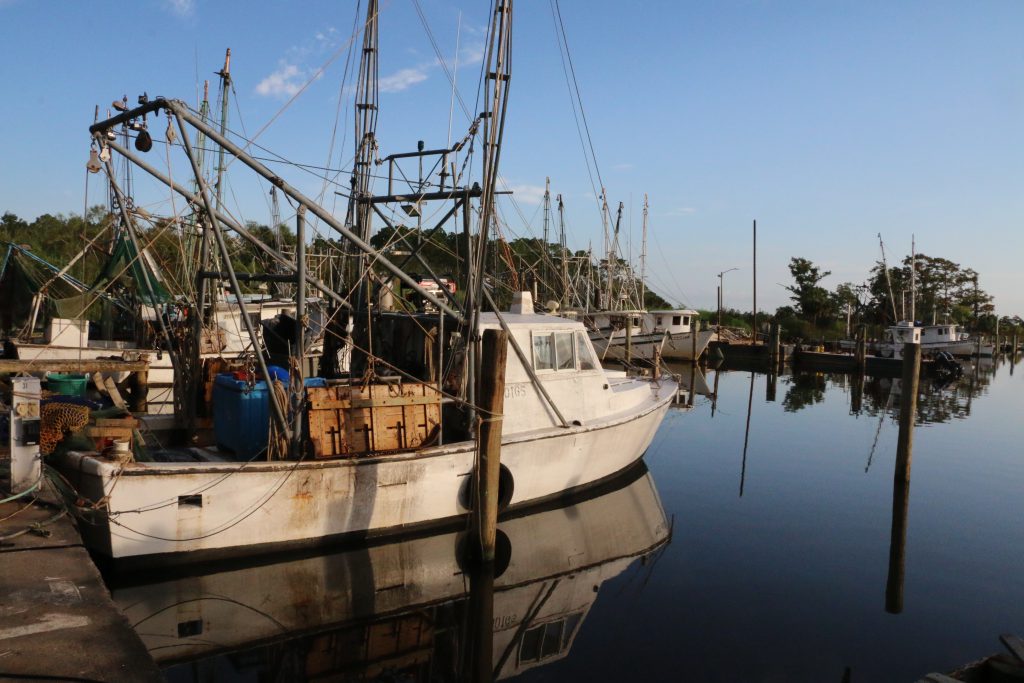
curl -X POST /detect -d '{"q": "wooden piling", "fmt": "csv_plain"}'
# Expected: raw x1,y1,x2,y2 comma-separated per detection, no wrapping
886,341,920,614
691,318,699,363
476,328,508,563
625,317,633,363
128,368,149,414
855,324,867,372
1013,334,1019,357
768,322,781,365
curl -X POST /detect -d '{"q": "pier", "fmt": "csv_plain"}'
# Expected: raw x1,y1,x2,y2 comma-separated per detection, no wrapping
0,487,161,681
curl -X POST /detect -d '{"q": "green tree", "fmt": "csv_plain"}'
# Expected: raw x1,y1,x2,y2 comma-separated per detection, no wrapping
786,257,834,327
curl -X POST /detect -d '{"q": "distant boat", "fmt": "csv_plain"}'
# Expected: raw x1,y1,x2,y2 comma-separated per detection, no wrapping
879,321,994,358
588,309,712,362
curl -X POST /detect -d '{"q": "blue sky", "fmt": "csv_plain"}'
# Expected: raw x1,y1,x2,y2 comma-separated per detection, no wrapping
1,0,1021,315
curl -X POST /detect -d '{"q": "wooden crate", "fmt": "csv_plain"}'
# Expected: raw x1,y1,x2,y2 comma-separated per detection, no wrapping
84,417,138,450
306,382,441,458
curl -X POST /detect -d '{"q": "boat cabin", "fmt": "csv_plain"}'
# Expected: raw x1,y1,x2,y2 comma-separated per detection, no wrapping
644,309,699,336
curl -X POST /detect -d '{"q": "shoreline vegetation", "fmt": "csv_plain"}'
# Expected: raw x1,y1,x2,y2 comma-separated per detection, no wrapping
2,210,1019,342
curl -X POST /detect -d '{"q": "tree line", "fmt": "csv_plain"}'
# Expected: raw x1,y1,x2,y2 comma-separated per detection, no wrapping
1,209,675,310
777,254,1018,339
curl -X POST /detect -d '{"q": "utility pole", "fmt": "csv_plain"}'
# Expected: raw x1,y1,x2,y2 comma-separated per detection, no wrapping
717,267,738,331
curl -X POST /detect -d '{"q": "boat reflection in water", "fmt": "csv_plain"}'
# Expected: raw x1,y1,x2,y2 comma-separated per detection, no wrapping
111,464,670,681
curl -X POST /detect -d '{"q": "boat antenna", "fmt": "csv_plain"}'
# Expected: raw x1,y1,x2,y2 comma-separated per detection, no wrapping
446,10,461,148
214,48,231,216
559,192,568,309
640,194,647,311
542,176,551,301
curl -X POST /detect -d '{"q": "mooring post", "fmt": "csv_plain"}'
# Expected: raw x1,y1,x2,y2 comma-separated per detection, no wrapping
770,323,781,365
1013,334,1019,358
691,318,699,363
625,317,633,364
855,324,867,373
886,340,920,614
476,328,508,563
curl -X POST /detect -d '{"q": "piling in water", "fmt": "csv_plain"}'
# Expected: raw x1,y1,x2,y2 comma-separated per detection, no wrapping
886,341,920,614
476,328,508,563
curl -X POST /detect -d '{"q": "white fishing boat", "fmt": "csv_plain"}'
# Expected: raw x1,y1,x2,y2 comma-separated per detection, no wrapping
109,466,669,679
644,309,714,361
46,0,677,566
55,294,676,562
879,321,994,358
587,310,663,362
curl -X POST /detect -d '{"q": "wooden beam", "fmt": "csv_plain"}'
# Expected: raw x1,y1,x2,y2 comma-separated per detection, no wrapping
0,359,149,373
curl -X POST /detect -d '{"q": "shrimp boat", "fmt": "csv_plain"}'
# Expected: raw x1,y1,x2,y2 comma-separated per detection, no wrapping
878,321,994,358
51,0,677,564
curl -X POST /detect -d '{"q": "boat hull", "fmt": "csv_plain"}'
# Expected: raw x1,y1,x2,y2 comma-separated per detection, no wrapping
55,381,676,563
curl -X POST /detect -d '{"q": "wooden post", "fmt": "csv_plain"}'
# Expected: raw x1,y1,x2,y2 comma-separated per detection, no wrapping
691,318,699,363
769,323,781,365
476,328,508,563
128,369,149,414
855,324,867,372
625,317,633,363
1013,334,1019,357
886,341,920,614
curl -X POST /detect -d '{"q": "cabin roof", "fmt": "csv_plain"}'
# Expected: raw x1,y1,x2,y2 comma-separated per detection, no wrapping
479,312,584,329
648,309,698,315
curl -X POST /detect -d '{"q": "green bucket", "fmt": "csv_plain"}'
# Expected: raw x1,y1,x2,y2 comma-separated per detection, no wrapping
47,373,88,397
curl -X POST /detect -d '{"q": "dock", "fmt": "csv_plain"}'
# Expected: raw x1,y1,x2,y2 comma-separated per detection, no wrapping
0,480,161,682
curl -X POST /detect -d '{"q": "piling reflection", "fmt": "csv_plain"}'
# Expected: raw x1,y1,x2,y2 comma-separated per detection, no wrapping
885,344,920,614
111,466,670,682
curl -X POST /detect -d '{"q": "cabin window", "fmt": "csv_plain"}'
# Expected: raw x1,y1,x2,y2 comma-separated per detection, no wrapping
576,331,597,370
656,316,663,326
673,315,683,326
532,334,554,371
632,316,641,327
518,612,584,664
554,332,575,370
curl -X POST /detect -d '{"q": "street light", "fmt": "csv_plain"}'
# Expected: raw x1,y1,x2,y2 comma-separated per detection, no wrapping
717,267,739,330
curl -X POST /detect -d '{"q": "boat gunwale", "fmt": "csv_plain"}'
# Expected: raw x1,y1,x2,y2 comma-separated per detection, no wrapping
62,378,678,477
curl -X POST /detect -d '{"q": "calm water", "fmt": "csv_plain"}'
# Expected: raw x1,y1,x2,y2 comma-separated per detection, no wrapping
115,357,1024,682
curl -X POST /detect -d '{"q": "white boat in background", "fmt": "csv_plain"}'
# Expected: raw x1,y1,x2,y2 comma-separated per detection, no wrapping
587,310,664,362
55,297,676,563
110,466,670,679
879,321,994,358
644,309,714,361
588,309,713,363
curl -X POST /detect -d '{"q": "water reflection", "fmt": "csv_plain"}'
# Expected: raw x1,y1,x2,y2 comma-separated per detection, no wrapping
111,466,670,682
776,356,1001,424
